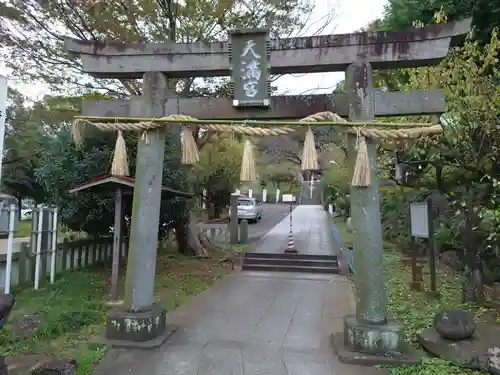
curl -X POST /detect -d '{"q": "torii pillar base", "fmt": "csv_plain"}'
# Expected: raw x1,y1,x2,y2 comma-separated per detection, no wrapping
331,316,420,367
102,304,177,348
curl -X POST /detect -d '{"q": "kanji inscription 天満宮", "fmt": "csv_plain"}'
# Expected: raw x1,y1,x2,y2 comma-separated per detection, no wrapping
229,29,270,107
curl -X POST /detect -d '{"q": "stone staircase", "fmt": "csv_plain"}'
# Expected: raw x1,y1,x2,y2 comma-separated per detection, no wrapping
242,252,340,274
299,181,322,205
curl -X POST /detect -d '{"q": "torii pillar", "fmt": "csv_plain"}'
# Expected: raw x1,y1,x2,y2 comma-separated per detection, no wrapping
331,61,414,363
105,72,176,347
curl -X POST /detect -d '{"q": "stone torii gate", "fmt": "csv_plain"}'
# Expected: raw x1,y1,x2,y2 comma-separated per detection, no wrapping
65,19,471,362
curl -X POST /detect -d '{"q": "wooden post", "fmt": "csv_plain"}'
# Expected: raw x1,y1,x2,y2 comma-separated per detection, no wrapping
408,203,421,291
111,188,123,300
427,199,438,295
62,238,69,271
410,235,422,291
230,193,239,244
69,241,75,270
84,242,90,267
240,220,248,244
18,242,28,285
77,244,83,269
92,241,98,264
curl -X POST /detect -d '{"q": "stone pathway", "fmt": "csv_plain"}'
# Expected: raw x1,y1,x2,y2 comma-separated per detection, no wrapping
92,205,386,375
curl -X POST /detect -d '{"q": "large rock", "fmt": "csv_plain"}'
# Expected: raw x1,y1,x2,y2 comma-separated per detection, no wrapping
434,308,475,340
0,294,15,328
418,323,500,367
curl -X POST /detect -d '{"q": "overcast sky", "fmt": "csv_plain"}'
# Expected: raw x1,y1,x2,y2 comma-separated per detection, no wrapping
0,0,387,99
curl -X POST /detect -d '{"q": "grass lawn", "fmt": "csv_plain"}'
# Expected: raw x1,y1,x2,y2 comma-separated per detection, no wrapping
333,217,498,375
16,219,86,239
16,220,32,238
0,252,232,375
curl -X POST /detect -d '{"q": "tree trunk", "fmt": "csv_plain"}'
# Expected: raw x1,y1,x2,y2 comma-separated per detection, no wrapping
17,197,22,221
213,204,222,219
207,203,216,220
461,193,485,303
176,214,204,256
463,265,485,303
435,165,443,192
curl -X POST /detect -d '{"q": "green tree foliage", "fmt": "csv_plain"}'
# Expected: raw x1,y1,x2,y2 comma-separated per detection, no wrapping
192,133,242,218
35,124,189,237
260,163,299,189
1,92,189,239
0,0,315,95
320,144,349,212
373,0,500,43
377,27,500,301
2,88,46,204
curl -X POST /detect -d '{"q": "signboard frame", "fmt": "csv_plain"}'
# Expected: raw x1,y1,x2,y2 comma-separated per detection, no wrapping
229,28,271,108
410,201,429,238
408,199,438,295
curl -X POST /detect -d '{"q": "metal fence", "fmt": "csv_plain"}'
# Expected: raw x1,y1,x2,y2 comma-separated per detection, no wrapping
0,204,127,292
200,223,230,247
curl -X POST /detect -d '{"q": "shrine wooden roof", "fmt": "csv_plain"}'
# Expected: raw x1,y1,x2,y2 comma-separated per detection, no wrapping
68,174,193,199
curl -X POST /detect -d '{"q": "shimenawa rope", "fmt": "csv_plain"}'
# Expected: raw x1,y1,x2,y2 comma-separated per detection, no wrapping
72,111,443,186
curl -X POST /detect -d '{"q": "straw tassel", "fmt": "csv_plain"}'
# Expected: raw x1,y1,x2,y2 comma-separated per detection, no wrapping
301,126,319,171
111,131,130,177
71,118,87,146
351,129,371,187
181,126,200,165
240,139,257,183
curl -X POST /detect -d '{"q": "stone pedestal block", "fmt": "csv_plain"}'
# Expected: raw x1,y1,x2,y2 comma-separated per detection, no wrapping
102,303,177,348
332,315,420,366
343,315,404,354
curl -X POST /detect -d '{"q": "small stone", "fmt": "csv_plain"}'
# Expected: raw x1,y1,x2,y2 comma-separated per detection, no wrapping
488,347,500,375
468,347,500,375
11,314,41,338
32,359,77,375
434,308,475,340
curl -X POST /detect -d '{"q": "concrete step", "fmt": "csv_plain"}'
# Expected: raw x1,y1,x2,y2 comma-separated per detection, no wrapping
242,263,340,274
244,257,338,268
242,252,340,274
244,252,337,261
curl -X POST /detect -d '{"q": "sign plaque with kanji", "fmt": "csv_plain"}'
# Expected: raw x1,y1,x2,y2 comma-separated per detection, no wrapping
229,28,270,108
